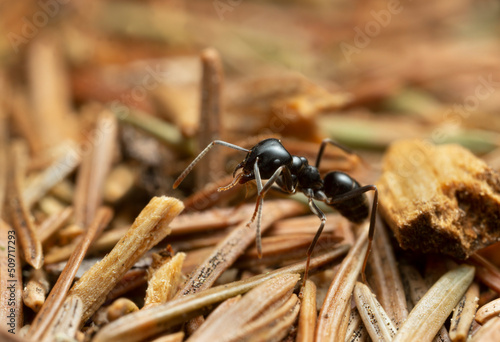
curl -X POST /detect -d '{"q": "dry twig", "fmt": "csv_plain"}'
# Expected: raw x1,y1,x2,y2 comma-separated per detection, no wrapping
67,196,183,323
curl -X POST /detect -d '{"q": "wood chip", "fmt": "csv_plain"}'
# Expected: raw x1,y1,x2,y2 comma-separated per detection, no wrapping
393,264,475,342
68,196,183,323
449,282,480,342
144,252,186,308
316,224,368,341
378,140,500,259
353,281,397,342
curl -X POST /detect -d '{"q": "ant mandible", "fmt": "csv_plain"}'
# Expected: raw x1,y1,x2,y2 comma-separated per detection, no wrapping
173,138,378,283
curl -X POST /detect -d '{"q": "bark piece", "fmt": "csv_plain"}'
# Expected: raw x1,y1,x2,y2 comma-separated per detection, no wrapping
378,140,500,259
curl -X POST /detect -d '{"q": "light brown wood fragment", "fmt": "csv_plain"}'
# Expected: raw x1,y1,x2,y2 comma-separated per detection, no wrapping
471,316,500,342
40,296,83,342
175,200,305,297
378,140,500,259
393,265,475,342
476,297,500,325
316,225,369,342
107,298,139,322
0,219,23,334
23,142,81,208
22,269,50,312
6,144,44,269
93,246,349,342
28,207,113,340
68,196,183,323
187,273,300,342
366,218,408,328
37,206,74,242
354,281,397,342
296,280,317,342
144,252,186,308
74,110,117,227
196,48,224,190
449,282,479,342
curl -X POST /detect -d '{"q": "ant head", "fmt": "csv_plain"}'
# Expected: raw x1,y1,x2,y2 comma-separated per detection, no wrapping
235,138,292,184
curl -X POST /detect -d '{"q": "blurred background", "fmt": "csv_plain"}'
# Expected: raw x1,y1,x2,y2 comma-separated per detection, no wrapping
2,0,500,199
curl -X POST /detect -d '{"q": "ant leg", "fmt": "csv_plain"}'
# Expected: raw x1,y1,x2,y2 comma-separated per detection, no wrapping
328,185,378,284
173,140,250,189
315,138,357,169
248,158,286,257
304,197,326,284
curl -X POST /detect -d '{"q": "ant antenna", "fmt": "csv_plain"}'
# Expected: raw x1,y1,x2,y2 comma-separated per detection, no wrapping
173,140,250,189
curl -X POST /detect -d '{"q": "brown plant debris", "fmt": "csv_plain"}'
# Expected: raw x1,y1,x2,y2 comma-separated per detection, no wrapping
187,273,300,342
378,140,500,259
393,265,475,342
296,280,317,342
93,246,348,342
315,225,368,341
449,282,480,342
67,196,183,323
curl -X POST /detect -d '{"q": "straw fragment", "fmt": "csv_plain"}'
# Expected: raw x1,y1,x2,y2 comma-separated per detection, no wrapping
449,282,479,342
393,265,475,342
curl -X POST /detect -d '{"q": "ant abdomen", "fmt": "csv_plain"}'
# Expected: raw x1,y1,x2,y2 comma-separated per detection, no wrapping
323,171,369,223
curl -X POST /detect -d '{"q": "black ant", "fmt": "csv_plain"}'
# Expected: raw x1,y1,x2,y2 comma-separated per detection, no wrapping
173,138,377,283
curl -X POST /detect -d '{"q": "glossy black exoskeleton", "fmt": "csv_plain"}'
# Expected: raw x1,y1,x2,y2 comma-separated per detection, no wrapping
173,138,378,283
